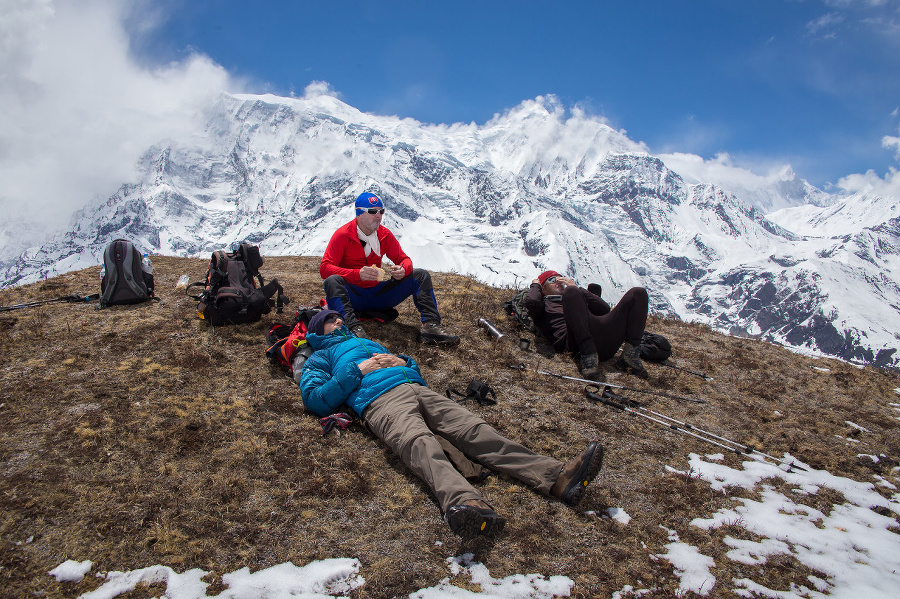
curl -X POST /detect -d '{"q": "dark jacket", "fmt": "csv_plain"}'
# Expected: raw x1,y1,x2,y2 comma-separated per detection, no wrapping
524,283,610,351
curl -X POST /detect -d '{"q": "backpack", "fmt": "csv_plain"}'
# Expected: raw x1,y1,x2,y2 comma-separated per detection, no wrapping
100,239,154,307
188,243,287,326
639,331,672,362
503,289,539,335
265,306,323,376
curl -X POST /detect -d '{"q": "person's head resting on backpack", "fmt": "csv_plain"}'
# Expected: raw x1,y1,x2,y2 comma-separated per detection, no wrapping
355,192,384,236
536,270,573,296
309,309,344,336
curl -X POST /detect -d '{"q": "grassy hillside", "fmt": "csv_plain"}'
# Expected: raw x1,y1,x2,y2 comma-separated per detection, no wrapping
1,255,898,597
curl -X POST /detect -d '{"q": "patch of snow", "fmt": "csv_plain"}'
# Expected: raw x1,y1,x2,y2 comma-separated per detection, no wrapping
604,507,632,524
48,560,92,583
654,529,717,596
411,554,574,598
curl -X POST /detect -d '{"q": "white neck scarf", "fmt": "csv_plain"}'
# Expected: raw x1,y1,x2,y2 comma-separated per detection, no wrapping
357,225,381,258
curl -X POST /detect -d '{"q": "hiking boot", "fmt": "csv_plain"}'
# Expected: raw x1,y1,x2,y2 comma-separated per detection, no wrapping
579,353,603,381
551,442,604,507
444,499,505,538
418,322,460,346
350,324,367,339
616,342,649,379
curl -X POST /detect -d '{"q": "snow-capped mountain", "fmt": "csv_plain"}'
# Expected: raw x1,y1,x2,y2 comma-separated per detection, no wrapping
1,91,897,367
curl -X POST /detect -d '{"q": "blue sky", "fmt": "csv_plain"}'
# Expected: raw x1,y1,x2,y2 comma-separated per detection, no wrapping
1,0,899,227
132,0,900,188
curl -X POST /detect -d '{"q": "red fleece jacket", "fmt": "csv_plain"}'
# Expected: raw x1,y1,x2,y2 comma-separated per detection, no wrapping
319,219,413,288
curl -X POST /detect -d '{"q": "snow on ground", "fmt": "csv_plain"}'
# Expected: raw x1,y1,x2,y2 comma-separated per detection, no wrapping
47,454,900,598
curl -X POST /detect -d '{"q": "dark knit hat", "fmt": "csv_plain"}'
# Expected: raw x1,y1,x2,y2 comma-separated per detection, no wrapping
538,270,563,285
308,309,341,335
355,192,384,214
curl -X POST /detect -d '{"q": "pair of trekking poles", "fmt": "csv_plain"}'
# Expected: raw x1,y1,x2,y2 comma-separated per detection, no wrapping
478,317,808,473
0,293,99,313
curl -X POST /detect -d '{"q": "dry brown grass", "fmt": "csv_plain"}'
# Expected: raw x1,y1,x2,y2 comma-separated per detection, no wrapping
1,255,899,597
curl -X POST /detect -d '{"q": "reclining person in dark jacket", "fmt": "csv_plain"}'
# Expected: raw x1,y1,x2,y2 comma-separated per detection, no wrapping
525,270,650,381
299,309,604,539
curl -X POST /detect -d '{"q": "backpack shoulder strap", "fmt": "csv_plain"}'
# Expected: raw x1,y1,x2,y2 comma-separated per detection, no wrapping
208,250,230,288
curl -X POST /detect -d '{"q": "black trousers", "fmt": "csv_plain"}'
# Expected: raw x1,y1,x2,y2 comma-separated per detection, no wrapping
563,287,648,360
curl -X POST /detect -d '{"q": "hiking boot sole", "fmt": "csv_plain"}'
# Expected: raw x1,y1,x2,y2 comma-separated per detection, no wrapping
445,505,506,538
561,443,604,506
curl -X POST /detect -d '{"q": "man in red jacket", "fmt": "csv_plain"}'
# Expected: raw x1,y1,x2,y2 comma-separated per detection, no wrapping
320,192,459,345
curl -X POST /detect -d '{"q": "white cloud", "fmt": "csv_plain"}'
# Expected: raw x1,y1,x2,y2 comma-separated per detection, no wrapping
301,80,341,100
807,11,845,35
659,151,797,191
823,0,889,7
0,0,240,229
884,124,900,160
836,166,900,198
835,122,900,198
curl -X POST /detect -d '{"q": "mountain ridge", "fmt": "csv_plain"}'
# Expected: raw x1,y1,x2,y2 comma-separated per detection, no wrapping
1,91,897,367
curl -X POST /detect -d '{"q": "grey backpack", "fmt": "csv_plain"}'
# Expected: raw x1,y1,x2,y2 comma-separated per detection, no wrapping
100,239,154,307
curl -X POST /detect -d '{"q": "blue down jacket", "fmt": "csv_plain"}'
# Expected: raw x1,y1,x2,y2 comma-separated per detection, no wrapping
299,325,426,417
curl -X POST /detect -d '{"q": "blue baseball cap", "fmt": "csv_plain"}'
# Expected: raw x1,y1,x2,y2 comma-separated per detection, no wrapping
355,192,384,214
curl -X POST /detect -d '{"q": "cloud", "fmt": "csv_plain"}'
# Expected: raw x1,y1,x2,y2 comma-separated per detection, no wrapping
836,167,900,198
810,0,900,41
884,125,900,160
302,80,342,100
0,0,239,230
807,12,845,36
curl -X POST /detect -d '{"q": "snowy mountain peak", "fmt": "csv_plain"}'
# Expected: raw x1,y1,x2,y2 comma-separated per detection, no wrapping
1,92,898,368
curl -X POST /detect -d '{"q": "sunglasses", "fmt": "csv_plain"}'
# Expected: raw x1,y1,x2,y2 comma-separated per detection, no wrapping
363,208,385,215
545,276,559,284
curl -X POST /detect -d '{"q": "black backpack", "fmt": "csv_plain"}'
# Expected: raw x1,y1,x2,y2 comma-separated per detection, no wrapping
503,289,539,334
100,239,154,307
188,243,287,326
639,331,672,362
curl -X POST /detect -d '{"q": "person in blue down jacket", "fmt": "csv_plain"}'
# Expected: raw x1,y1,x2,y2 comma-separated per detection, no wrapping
299,309,605,539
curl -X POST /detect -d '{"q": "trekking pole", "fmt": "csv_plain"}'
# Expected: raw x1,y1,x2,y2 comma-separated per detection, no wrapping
0,293,99,313
508,363,707,404
661,360,713,381
584,384,807,472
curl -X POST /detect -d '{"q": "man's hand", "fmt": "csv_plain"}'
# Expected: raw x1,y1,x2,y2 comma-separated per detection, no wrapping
358,353,405,375
359,265,383,281
389,264,405,280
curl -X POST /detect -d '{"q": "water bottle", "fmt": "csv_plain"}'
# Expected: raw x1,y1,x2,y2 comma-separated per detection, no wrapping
141,254,153,274
477,318,505,341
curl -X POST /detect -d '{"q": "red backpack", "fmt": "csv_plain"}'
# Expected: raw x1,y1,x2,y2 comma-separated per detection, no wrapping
266,306,323,376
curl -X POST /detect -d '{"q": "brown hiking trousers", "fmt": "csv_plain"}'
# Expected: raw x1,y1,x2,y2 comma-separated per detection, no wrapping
361,383,564,513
